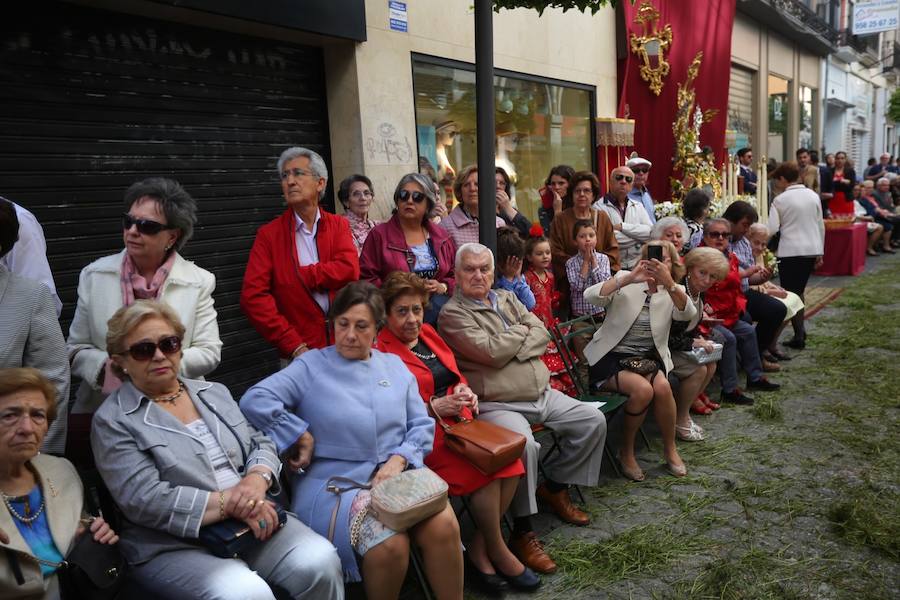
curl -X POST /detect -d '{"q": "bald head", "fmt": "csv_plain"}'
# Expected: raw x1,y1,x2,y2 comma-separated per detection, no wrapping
610,166,634,201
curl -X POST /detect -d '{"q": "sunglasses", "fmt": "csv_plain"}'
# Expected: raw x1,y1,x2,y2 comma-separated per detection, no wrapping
631,167,649,174
123,214,175,236
122,336,182,361
397,190,427,204
705,231,729,239
614,174,634,183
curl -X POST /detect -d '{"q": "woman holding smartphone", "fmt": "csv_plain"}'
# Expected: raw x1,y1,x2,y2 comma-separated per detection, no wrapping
582,241,696,482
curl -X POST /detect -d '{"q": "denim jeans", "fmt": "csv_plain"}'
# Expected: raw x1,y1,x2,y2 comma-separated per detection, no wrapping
714,319,763,392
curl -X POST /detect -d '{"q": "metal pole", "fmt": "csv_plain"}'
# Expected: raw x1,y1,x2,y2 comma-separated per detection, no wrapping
475,0,496,255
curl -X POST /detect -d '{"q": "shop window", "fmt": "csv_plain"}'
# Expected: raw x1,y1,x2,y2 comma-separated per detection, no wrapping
727,65,754,152
767,74,790,162
799,86,816,151
412,56,594,222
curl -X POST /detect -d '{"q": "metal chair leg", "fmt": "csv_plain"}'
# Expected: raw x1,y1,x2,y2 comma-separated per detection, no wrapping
409,546,434,600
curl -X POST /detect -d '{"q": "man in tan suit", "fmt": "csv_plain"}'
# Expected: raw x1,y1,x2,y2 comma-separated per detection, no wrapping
438,243,606,576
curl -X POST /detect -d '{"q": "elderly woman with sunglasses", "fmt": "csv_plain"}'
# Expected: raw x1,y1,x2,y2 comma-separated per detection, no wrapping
360,173,457,324
90,300,343,599
67,179,222,461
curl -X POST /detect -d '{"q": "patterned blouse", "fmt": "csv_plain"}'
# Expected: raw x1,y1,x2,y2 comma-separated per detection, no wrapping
525,268,559,329
345,211,378,255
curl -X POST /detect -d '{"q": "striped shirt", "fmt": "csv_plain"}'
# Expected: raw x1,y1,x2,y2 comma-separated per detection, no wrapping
728,237,754,291
565,251,611,316
186,419,242,490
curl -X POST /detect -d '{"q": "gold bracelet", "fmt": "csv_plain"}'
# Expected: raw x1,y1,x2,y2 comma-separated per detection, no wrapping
218,491,226,520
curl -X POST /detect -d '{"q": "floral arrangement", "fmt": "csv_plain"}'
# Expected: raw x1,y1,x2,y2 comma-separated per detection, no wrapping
654,201,683,220
762,248,779,276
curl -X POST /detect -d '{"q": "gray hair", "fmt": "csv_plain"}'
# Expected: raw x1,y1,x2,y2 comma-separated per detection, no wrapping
124,178,197,252
277,147,329,200
877,177,890,186
748,222,769,238
393,173,437,223
651,216,689,242
455,242,494,273
703,218,731,234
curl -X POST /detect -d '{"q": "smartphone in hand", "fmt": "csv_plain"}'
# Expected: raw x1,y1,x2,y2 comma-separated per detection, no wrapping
647,245,664,262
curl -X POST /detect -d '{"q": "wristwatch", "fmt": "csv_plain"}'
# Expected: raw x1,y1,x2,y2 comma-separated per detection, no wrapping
249,469,274,488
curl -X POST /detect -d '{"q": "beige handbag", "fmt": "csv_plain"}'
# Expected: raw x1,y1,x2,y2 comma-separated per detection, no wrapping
326,468,449,545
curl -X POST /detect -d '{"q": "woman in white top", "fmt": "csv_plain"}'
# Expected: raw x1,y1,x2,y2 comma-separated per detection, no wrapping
767,162,825,349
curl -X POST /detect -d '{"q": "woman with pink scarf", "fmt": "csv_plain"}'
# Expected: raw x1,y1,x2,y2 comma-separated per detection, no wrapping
66,178,221,466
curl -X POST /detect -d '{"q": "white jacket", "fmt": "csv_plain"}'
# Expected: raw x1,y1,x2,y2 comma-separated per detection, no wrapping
594,196,653,269
582,271,696,372
768,184,825,258
67,250,222,413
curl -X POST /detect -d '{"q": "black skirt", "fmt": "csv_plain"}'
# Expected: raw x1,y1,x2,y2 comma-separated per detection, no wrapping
589,350,664,390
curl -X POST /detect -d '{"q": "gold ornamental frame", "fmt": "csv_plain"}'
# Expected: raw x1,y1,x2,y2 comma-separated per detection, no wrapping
629,1,673,96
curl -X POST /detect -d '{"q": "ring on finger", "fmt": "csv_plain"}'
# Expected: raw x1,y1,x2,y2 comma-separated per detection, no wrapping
258,519,267,529
247,499,256,507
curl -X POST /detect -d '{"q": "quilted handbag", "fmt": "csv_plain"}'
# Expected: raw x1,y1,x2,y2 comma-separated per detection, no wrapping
429,398,526,475
685,342,724,365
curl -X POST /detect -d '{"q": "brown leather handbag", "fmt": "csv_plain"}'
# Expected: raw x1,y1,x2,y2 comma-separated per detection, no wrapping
429,398,526,475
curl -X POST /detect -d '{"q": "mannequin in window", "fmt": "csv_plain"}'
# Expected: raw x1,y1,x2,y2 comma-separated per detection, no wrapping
434,120,458,206
495,123,520,204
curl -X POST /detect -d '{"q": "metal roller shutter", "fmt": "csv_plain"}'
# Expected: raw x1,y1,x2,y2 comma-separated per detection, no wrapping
0,1,332,396
729,65,754,143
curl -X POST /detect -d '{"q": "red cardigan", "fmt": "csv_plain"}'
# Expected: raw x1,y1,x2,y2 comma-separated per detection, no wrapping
241,208,360,357
702,250,746,329
359,215,456,292
376,324,524,496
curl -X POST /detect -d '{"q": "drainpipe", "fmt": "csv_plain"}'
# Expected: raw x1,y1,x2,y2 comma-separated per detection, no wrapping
475,0,497,255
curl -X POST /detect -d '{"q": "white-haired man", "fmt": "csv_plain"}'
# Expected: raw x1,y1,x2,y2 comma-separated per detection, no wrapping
438,243,606,576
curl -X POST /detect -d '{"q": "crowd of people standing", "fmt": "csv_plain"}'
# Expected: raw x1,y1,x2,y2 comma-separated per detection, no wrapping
2,140,892,599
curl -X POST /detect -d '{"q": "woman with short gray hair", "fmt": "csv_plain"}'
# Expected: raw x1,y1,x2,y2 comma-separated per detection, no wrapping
651,217,690,255
360,173,457,324
67,177,222,463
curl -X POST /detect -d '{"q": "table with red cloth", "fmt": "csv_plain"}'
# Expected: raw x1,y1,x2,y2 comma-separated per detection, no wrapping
814,223,867,276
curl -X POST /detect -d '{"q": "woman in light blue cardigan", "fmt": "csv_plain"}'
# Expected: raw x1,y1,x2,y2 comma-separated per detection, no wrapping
240,282,464,600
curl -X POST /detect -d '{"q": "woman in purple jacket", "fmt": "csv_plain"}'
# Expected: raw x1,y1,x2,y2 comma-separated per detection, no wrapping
360,173,457,323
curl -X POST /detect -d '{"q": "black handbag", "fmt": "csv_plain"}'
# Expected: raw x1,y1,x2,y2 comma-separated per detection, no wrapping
57,529,127,600
195,401,286,558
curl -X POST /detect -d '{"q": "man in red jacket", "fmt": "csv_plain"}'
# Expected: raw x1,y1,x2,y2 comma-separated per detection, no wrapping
241,147,360,360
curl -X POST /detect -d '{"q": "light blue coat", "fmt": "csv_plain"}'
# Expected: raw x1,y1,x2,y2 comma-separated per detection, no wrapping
239,346,434,581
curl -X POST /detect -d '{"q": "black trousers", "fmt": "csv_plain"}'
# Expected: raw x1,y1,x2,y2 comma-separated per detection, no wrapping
745,288,787,351
778,256,816,299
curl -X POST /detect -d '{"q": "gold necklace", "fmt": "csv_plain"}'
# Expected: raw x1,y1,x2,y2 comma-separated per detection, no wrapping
153,381,184,404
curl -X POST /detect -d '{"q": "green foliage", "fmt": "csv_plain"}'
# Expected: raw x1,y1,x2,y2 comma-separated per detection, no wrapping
888,87,900,123
492,0,626,15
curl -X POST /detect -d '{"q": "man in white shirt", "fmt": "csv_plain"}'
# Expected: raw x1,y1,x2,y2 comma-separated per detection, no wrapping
0,198,61,316
594,166,652,269
625,154,656,223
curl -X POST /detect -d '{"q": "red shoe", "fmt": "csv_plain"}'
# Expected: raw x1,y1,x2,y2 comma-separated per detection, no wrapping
691,397,712,415
699,392,720,411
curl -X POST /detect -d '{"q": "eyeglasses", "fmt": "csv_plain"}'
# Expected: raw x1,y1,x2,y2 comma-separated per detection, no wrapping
705,231,729,239
350,190,374,199
631,167,649,174
121,336,182,361
614,174,634,183
280,168,317,180
573,187,594,196
397,190,427,204
122,214,175,235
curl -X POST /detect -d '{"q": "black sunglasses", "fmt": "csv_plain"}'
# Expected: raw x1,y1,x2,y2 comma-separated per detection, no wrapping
122,336,182,361
631,167,649,174
705,231,729,239
397,190,427,204
614,174,634,183
123,213,175,235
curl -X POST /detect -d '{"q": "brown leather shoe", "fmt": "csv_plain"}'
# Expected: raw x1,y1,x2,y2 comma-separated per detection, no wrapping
761,359,781,372
509,531,557,574
536,484,590,526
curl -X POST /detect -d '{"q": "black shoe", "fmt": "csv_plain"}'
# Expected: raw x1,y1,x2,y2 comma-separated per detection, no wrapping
747,377,781,391
721,389,754,405
500,566,541,591
767,349,792,361
465,555,509,595
784,337,806,350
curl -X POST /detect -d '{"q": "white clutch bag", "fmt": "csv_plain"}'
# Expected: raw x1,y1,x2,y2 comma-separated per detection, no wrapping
686,342,723,365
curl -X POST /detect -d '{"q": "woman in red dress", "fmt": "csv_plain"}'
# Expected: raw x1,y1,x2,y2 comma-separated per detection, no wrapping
376,272,532,593
822,151,856,216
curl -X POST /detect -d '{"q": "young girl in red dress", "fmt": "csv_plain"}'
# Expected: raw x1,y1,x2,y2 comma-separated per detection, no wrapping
524,224,575,396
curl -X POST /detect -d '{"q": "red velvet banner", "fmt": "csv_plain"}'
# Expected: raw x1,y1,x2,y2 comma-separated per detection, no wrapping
616,0,736,202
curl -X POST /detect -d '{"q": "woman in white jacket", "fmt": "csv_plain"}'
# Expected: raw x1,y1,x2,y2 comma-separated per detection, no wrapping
768,162,825,349
583,241,696,482
66,178,221,462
